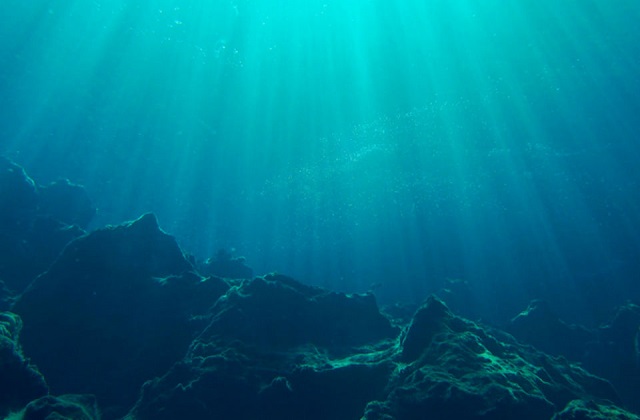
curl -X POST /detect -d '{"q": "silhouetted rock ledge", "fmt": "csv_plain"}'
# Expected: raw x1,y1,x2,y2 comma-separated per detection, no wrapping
4,210,639,419
0,157,95,293
199,248,254,279
11,213,227,418
38,178,95,229
508,299,594,361
0,312,48,418
127,273,400,420
507,299,640,414
584,303,640,414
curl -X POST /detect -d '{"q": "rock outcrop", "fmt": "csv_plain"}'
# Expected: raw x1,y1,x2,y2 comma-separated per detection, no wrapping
12,214,227,417
0,157,94,293
0,312,48,418
364,297,627,419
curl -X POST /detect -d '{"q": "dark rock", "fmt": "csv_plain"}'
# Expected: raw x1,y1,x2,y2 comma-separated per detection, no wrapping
509,300,640,414
129,350,263,420
127,274,399,420
199,274,398,353
37,213,194,279
18,394,100,420
0,157,38,232
263,361,392,420
130,348,394,420
0,158,40,291
0,280,14,311
0,216,85,292
3,158,637,419
0,158,87,292
508,300,595,361
130,290,633,420
583,303,640,413
38,179,96,229
12,214,227,418
365,296,623,420
199,248,253,279
552,399,640,420
0,312,48,418
400,295,455,363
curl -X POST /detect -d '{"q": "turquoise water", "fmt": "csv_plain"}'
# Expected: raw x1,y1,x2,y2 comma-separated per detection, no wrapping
2,1,639,319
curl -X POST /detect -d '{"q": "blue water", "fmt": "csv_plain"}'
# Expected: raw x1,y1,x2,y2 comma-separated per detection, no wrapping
1,0,639,323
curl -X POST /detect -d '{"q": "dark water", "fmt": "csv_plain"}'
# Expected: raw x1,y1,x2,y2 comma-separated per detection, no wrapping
1,0,640,324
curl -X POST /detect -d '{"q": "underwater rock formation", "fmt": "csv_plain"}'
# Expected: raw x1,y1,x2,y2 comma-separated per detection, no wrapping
2,207,638,419
0,280,13,311
583,303,640,413
551,399,640,420
1,166,637,419
38,178,96,229
508,299,594,361
197,273,398,352
127,273,399,420
363,296,625,419
0,157,94,293
0,312,48,418
128,287,636,419
508,299,640,414
12,213,228,418
199,248,254,279
0,157,38,230
5,209,639,419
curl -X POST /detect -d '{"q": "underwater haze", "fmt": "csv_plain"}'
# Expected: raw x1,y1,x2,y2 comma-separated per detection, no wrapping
2,0,640,322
